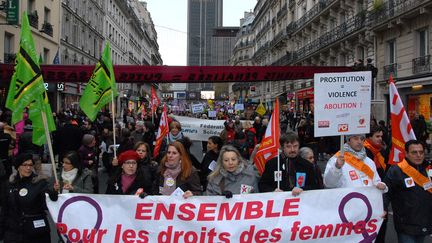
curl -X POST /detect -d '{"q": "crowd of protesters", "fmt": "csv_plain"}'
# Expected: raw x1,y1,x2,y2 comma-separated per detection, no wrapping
0,105,430,243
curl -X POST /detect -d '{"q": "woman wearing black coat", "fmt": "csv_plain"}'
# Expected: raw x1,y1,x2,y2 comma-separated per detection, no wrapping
0,153,57,243
200,136,223,191
106,150,153,195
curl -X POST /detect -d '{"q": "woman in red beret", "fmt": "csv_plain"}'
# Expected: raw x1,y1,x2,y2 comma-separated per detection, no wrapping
105,150,152,195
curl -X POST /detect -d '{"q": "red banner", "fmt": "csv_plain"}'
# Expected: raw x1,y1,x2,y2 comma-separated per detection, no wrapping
0,64,352,83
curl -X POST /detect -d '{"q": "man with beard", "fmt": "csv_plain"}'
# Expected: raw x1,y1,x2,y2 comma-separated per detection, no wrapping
259,132,322,195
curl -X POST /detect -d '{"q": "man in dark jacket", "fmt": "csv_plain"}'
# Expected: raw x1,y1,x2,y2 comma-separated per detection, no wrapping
384,140,432,243
259,132,322,195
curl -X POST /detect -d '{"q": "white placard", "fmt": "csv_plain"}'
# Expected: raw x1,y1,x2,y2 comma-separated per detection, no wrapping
234,103,245,111
191,104,204,114
208,110,217,118
314,71,371,137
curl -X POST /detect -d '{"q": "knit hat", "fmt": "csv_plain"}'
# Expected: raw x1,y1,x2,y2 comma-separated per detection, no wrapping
118,150,139,166
14,153,33,169
345,134,365,141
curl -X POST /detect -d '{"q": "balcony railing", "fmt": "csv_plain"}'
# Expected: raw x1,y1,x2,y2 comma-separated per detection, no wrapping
289,0,295,9
270,29,287,48
272,52,294,66
41,22,53,36
256,21,270,40
292,12,366,63
28,12,39,29
253,43,269,59
277,5,287,21
4,53,16,64
369,0,427,28
412,55,430,74
383,63,398,80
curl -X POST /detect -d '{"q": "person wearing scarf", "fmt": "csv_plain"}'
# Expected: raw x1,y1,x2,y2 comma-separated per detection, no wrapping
364,126,388,180
324,134,387,191
205,145,259,196
156,121,184,161
383,140,432,243
106,150,149,195
153,141,201,198
53,151,93,194
0,153,57,242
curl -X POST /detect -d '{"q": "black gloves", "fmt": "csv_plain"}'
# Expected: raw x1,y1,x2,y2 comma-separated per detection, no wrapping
48,190,58,201
222,190,233,198
139,192,148,199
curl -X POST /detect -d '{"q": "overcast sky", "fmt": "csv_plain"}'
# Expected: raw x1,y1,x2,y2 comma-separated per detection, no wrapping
144,0,257,66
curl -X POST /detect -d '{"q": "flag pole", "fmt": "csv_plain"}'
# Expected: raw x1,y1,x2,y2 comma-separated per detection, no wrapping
111,92,117,158
277,149,281,190
340,135,345,155
40,102,58,184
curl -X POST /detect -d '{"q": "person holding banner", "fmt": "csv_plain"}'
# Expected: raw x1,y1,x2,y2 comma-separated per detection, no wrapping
106,150,151,196
153,141,202,198
0,153,58,242
324,134,387,190
259,132,322,194
53,151,93,194
205,145,259,197
383,140,432,243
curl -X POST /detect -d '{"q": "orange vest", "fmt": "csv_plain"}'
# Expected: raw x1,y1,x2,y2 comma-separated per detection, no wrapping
336,152,375,180
397,159,432,193
364,139,386,170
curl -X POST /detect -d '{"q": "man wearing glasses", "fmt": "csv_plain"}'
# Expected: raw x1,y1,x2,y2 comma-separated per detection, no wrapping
384,140,432,243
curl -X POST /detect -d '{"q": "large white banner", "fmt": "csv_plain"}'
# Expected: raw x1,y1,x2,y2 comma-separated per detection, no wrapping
47,187,384,243
314,71,371,137
174,115,225,141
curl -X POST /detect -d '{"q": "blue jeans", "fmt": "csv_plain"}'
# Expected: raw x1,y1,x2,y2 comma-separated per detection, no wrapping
397,233,425,243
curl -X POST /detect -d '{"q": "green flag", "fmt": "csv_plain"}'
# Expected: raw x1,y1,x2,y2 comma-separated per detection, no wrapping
28,92,56,145
80,42,118,121
5,12,45,125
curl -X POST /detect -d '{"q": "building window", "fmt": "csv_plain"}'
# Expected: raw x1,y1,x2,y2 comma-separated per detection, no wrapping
44,7,51,23
4,32,14,63
387,39,396,64
43,48,49,64
418,29,428,57
357,46,365,61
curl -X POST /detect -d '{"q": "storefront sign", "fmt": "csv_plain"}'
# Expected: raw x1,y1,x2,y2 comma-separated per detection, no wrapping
47,187,383,243
314,71,371,137
296,87,314,99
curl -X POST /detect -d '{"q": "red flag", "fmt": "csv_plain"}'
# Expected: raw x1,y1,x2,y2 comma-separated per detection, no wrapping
153,104,169,158
253,99,280,174
141,105,147,120
388,74,416,164
151,86,160,114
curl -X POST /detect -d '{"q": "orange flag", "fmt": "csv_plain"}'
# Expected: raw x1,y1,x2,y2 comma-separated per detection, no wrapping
153,104,169,158
254,99,280,174
388,74,416,164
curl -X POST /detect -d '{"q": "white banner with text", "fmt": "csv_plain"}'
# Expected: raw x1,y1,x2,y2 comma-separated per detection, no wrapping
47,187,384,243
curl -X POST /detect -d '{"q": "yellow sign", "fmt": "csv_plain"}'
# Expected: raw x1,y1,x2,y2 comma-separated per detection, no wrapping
256,103,266,116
